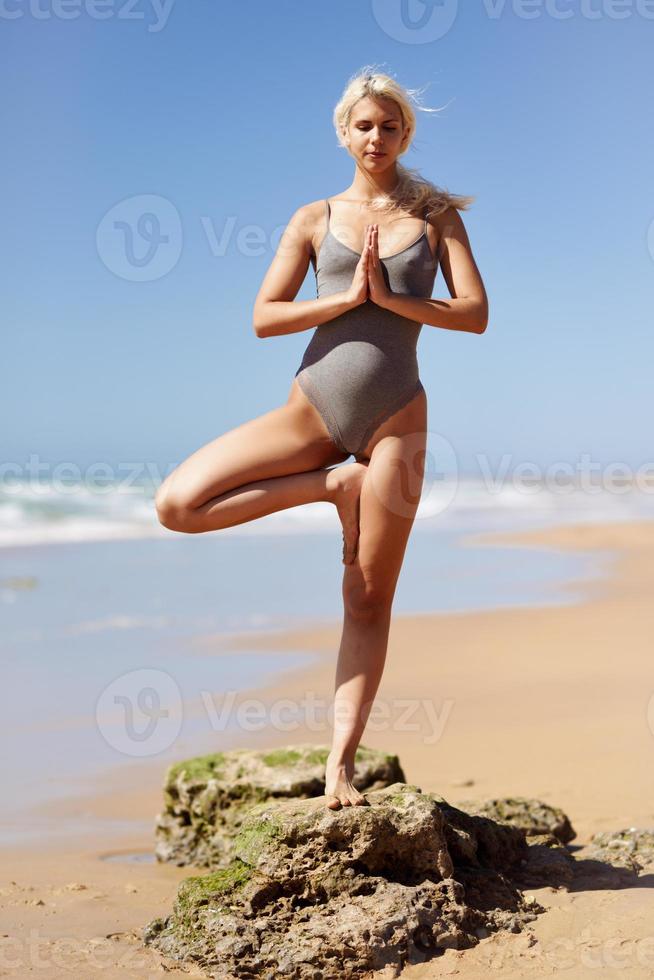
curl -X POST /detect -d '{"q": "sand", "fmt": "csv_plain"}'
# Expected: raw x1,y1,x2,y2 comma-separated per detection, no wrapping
2,518,654,979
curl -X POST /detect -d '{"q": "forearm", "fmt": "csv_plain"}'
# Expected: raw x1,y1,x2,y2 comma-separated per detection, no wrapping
254,292,355,338
381,292,488,334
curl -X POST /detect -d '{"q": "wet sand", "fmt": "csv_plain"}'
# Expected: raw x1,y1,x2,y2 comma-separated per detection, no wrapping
2,518,654,978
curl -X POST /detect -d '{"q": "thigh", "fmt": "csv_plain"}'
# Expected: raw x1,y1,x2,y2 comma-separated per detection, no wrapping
157,379,350,511
355,384,427,463
343,424,428,607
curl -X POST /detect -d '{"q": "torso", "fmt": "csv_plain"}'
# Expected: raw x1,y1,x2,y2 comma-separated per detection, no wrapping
309,195,439,271
292,196,438,458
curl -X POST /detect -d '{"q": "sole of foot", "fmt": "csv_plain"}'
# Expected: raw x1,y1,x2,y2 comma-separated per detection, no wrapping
326,461,369,565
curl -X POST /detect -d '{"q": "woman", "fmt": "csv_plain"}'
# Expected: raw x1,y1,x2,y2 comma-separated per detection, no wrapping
155,69,488,810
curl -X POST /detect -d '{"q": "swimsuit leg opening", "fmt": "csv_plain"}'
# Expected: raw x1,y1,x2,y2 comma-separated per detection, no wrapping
295,370,351,457
352,378,425,457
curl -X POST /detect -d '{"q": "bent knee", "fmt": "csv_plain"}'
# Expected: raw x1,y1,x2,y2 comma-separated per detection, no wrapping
343,583,394,620
155,484,195,532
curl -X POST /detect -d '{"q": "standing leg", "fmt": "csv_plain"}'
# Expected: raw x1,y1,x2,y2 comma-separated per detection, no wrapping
324,426,427,808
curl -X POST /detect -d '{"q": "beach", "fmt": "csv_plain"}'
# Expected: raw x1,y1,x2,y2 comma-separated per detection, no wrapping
2,515,654,977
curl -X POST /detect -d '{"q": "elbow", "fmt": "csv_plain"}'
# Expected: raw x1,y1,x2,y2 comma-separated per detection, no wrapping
253,300,283,338
252,304,269,339
471,299,489,335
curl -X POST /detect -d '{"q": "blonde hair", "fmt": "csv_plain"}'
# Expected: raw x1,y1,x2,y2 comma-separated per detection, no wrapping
332,65,474,219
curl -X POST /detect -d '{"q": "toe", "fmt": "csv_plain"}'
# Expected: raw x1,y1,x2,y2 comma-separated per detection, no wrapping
326,795,341,809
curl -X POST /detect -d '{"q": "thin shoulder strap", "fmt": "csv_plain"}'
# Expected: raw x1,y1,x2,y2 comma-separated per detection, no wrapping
423,206,429,236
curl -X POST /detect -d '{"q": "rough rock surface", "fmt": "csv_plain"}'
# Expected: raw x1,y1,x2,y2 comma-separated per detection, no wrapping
154,744,405,869
144,783,544,979
581,827,654,873
454,794,576,844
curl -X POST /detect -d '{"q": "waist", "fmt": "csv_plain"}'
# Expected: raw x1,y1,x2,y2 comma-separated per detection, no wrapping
296,322,421,383
313,301,424,336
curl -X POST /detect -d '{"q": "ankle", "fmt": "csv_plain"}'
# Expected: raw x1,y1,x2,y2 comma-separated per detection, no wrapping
326,748,355,769
324,467,342,504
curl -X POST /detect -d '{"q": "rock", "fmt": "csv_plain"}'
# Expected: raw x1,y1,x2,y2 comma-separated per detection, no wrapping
154,743,405,869
582,827,654,873
235,782,454,883
427,794,528,873
515,832,576,888
454,795,576,845
144,784,543,979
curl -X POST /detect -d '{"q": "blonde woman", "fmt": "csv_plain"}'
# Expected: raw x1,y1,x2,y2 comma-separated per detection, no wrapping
155,68,488,810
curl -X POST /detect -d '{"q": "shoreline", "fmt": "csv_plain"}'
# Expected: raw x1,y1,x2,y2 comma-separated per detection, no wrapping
3,517,654,978
8,515,652,855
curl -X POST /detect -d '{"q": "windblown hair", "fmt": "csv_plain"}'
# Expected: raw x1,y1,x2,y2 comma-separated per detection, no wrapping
332,65,474,219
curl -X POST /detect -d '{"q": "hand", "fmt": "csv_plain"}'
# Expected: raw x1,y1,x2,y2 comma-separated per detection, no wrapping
344,231,371,308
367,224,392,308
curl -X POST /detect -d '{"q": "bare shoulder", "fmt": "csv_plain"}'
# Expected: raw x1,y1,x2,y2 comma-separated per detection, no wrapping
281,199,326,259
428,205,469,239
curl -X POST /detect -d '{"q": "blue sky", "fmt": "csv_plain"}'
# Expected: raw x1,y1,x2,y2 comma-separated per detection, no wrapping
3,1,653,483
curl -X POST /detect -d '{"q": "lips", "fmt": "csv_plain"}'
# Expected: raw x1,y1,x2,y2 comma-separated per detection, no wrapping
367,152,385,157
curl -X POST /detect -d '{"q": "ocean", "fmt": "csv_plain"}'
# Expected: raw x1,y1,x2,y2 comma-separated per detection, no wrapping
1,472,652,844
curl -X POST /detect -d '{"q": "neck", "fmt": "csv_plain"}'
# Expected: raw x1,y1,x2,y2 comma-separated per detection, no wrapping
346,161,401,201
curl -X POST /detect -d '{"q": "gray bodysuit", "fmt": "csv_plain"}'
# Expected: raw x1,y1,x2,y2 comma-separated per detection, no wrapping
294,198,438,457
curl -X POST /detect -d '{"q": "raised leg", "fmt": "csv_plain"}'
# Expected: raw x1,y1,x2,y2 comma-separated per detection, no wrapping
154,384,355,535
324,425,427,808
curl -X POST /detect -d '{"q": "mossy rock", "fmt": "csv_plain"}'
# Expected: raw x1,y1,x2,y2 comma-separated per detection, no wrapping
583,827,654,872
145,783,544,978
154,743,405,869
452,794,576,845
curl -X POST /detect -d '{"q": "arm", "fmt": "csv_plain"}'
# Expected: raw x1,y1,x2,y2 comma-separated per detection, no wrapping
252,204,357,339
376,207,489,335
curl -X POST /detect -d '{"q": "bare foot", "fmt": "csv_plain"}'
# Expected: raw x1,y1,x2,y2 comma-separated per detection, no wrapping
324,752,369,809
326,461,368,565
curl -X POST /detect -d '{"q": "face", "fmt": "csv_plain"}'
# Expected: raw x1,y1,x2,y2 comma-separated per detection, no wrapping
343,96,408,170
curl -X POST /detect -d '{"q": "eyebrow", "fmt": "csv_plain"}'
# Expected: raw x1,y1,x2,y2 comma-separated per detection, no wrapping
353,117,400,124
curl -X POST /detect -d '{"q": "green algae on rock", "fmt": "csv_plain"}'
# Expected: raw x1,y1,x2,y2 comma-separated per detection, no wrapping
452,794,576,845
154,743,405,869
144,783,543,979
